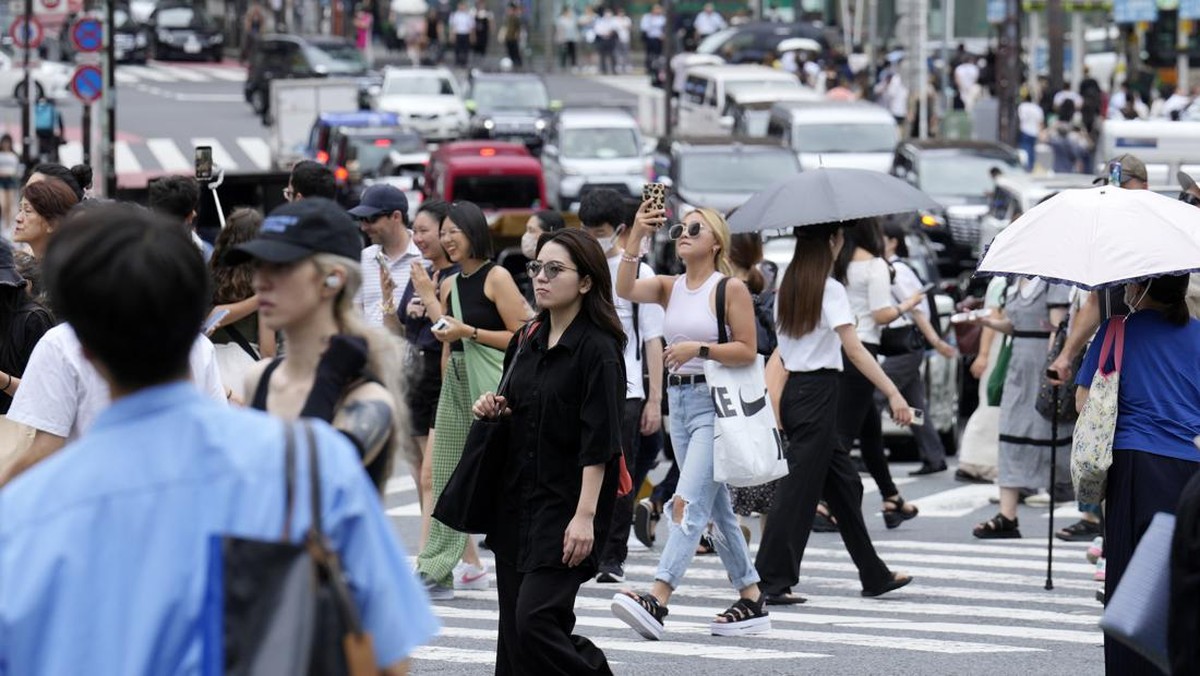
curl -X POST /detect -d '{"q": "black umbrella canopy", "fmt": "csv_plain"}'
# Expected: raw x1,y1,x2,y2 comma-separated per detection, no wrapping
726,167,942,234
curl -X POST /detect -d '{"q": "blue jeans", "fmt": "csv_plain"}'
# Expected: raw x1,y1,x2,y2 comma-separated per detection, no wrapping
1019,132,1037,171
654,383,760,592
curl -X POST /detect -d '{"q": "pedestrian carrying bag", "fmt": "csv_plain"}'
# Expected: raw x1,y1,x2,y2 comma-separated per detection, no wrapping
1037,320,1082,423
204,421,376,676
705,278,788,487
1100,511,1175,675
433,321,539,535
985,335,1012,407
450,273,506,404
1071,318,1124,507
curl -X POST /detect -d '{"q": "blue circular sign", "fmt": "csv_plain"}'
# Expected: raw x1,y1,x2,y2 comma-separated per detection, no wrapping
71,18,103,53
71,65,103,104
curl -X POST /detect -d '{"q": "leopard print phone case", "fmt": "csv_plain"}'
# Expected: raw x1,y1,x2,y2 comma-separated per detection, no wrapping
642,182,667,212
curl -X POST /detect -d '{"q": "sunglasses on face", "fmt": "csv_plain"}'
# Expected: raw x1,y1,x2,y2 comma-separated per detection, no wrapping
668,222,706,240
1181,191,1200,207
526,260,577,280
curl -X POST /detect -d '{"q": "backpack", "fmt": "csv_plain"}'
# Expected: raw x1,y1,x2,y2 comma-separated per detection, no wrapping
751,291,777,358
34,102,54,133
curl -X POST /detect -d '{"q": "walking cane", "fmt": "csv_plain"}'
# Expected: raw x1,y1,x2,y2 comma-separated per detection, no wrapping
1045,383,1059,591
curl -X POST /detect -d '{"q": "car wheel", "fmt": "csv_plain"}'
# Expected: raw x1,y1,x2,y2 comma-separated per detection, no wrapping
12,81,43,102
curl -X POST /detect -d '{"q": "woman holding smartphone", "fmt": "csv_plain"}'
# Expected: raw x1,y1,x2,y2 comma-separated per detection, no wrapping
755,224,914,605
610,202,768,640
473,228,625,675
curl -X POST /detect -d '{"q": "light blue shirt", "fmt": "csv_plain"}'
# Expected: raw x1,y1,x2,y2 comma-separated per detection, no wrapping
0,383,438,675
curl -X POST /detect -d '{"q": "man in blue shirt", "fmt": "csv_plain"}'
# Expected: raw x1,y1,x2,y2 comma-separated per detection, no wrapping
0,204,438,675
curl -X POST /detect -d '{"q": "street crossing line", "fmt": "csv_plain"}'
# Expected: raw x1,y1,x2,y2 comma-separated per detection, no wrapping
236,137,272,171
120,65,176,82
114,141,142,175
146,138,193,173
154,65,210,82
59,142,82,169
192,138,238,171
192,66,248,82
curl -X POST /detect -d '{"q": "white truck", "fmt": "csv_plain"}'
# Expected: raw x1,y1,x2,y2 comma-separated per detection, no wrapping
268,78,362,171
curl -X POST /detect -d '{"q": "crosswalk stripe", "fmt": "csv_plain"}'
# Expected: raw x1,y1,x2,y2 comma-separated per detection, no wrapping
146,138,192,173
120,65,175,82
411,645,498,664
192,137,238,171
151,64,209,82
59,142,82,168
114,140,142,174
115,70,137,85
192,66,248,82
236,137,272,171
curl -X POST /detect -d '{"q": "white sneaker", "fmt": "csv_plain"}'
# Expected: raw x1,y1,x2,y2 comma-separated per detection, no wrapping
453,562,490,590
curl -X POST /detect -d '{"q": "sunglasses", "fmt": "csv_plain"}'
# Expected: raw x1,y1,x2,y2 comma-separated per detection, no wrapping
526,260,577,280
1181,192,1200,207
668,222,706,240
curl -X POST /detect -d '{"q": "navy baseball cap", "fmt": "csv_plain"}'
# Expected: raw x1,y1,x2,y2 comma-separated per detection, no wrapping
347,184,409,219
223,198,362,265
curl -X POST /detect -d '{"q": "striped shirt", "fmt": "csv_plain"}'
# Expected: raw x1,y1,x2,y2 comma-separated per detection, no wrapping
357,238,424,328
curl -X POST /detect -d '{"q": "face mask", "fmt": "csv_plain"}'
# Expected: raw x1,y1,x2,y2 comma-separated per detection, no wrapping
521,232,538,260
595,235,614,253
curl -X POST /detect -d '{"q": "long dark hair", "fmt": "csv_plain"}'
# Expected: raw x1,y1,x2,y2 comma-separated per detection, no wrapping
445,200,493,260
778,223,839,338
729,232,765,295
536,228,627,352
833,217,883,284
1143,274,1191,326
210,207,263,305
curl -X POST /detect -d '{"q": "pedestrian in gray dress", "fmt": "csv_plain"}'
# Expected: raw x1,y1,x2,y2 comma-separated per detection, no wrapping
968,277,1073,538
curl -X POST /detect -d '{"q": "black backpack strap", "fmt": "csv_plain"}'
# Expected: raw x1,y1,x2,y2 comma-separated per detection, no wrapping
715,276,730,344
223,324,261,361
632,301,641,361
249,357,285,411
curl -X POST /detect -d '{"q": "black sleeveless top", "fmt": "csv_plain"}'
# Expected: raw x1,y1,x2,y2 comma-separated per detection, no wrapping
250,358,392,490
448,262,507,352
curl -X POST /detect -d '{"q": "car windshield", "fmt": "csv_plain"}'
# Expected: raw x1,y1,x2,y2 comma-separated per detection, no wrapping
306,42,367,73
791,122,896,153
383,74,455,96
679,151,798,193
472,80,548,110
156,7,215,29
350,132,425,169
725,79,796,96
918,154,1021,197
452,175,541,209
560,128,639,159
696,28,737,54
734,108,772,137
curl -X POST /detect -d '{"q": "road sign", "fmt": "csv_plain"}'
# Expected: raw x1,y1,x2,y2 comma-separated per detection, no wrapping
70,18,102,53
8,17,44,50
67,0,83,11
70,64,102,104
1113,0,1159,22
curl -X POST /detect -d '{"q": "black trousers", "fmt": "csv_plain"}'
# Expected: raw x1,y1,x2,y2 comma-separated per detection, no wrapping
756,371,893,595
1105,449,1199,676
879,351,946,467
838,344,899,499
559,40,577,68
495,561,612,676
505,39,522,67
643,36,662,71
598,398,645,567
454,33,471,66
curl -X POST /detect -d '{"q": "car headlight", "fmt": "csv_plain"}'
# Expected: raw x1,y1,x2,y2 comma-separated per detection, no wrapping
212,33,224,44
563,166,581,176
482,119,495,130
919,212,946,228
135,33,147,47
534,118,547,130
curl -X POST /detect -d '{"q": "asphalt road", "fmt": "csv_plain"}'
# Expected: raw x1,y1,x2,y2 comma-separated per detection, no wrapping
34,60,1106,673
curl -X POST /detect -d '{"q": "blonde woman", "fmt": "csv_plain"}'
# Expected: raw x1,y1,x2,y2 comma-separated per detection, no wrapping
224,198,410,495
612,204,768,639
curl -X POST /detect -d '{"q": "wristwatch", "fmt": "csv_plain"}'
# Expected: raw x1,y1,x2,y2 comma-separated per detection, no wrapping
698,345,710,360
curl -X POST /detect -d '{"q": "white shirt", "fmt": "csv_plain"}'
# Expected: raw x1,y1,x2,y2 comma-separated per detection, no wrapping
593,15,616,38
692,10,727,36
450,9,474,35
356,237,423,328
885,257,922,329
615,14,632,43
776,278,854,372
607,255,664,400
1052,90,1084,111
885,74,908,118
1018,101,1044,137
640,13,665,39
954,61,980,92
8,324,226,441
845,257,892,345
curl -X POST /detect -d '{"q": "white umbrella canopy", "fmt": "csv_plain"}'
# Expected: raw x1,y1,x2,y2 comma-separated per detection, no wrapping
976,185,1200,290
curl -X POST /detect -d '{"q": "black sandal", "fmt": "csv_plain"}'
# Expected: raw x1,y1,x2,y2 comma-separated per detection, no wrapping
696,532,717,555
973,512,1021,539
1056,519,1101,542
710,595,771,636
813,501,839,533
862,573,914,598
882,496,919,529
611,591,669,641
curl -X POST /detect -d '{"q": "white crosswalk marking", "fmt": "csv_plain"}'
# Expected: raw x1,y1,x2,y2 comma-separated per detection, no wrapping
151,64,209,82
146,138,192,173
236,137,272,171
115,63,247,85
119,65,175,82
114,140,142,175
59,142,82,168
191,137,237,171
192,65,248,82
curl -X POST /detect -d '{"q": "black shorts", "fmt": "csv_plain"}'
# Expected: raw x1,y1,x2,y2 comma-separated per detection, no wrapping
406,349,442,437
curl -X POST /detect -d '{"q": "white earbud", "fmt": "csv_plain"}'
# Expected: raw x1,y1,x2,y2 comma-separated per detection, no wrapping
325,275,340,289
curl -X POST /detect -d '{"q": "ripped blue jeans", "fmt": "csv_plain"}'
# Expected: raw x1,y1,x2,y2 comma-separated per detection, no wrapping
654,383,760,592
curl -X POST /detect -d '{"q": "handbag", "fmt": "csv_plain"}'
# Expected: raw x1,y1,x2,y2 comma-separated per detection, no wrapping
705,278,789,488
985,335,1012,407
432,321,539,535
204,421,376,676
878,263,928,357
450,273,506,404
1071,318,1124,507
1100,511,1175,675
1036,320,1082,423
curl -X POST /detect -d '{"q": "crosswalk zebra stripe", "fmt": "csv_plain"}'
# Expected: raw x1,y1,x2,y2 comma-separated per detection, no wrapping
192,138,237,171
58,142,82,168
192,66,248,82
151,65,209,82
146,138,192,173
236,137,272,171
114,71,137,85
120,65,176,82
411,645,500,664
114,141,142,174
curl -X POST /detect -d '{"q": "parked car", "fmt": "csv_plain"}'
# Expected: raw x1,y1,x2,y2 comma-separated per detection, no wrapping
464,72,560,152
0,46,71,101
327,124,428,205
765,100,897,172
148,5,224,62
302,111,400,165
244,34,375,116
723,85,823,137
542,107,651,210
892,139,1025,277
371,66,468,142
695,21,828,65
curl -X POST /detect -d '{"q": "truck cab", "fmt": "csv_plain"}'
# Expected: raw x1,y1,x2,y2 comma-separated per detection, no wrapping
424,141,548,240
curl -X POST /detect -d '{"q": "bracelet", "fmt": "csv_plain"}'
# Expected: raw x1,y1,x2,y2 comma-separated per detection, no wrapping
472,326,479,341
620,252,640,263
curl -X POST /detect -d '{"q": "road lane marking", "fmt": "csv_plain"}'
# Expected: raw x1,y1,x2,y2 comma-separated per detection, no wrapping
193,66,248,82
114,140,142,174
59,142,82,168
909,483,998,516
192,137,238,171
150,64,209,82
236,137,272,171
146,138,192,173
121,65,174,82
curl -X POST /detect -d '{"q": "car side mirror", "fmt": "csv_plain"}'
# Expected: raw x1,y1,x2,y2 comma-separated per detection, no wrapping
549,99,563,112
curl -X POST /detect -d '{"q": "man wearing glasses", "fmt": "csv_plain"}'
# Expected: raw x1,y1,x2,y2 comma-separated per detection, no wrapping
284,160,336,202
350,185,422,329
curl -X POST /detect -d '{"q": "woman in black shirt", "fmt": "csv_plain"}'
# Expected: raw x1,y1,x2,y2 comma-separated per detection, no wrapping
474,228,625,676
0,240,52,466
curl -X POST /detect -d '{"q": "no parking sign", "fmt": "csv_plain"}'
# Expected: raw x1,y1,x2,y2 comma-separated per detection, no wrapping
70,64,102,104
70,18,103,53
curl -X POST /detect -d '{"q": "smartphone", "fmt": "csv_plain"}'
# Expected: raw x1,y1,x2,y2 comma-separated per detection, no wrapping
643,182,668,213
202,308,230,335
195,145,213,181
1108,160,1122,187
910,408,925,426
431,316,450,332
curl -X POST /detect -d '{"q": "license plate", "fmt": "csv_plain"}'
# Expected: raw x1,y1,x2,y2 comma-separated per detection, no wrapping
184,42,200,53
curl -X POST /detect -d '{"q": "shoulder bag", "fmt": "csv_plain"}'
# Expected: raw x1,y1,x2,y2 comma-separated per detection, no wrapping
705,278,789,488
450,273,507,404
1036,319,1082,423
878,260,928,357
1100,511,1175,675
1070,317,1124,507
204,421,376,676
433,321,539,535
985,279,1014,407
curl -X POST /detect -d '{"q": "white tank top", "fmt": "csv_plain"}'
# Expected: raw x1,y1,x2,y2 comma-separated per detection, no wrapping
663,272,727,375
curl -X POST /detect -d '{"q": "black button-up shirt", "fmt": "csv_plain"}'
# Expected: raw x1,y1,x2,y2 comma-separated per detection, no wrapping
485,314,626,574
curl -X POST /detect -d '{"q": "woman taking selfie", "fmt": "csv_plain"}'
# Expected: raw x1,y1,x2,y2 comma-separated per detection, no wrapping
417,200,530,600
755,224,914,605
474,228,625,675
610,204,768,640
225,198,409,495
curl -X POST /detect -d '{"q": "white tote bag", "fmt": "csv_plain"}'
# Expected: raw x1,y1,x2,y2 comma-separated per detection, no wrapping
1071,318,1124,507
706,354,788,487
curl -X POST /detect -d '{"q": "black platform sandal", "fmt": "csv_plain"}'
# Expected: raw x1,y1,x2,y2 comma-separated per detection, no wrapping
882,496,919,529
973,512,1021,539
710,595,771,637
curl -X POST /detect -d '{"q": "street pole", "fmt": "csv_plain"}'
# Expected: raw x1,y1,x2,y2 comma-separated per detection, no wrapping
1070,11,1084,91
1179,16,1191,94
20,0,33,169
917,0,928,139
1026,9,1039,97
543,0,556,73
942,0,953,127
1047,0,1065,94
867,0,878,88
104,0,116,197
82,104,92,167
996,0,1021,146
663,0,674,140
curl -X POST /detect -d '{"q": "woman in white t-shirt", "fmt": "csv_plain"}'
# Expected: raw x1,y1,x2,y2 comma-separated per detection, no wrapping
754,223,914,604
1017,91,1044,172
833,219,925,529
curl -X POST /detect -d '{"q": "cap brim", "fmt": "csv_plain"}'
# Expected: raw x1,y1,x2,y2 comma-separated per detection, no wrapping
347,204,382,218
222,240,314,266
0,269,25,288
1180,170,1197,192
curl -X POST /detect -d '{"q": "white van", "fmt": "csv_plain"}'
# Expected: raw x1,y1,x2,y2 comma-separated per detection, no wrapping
679,65,800,136
765,100,898,172
721,85,823,137
1097,119,1200,184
